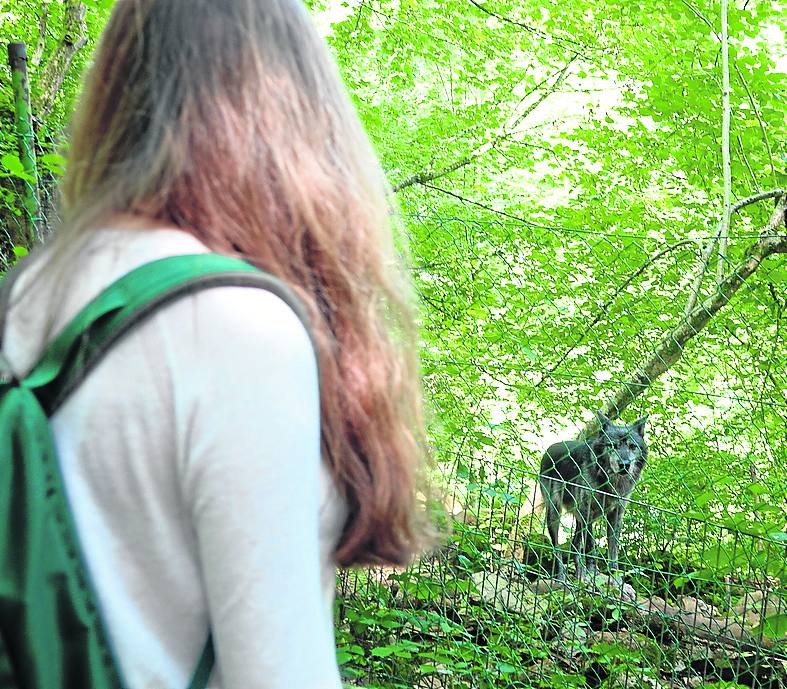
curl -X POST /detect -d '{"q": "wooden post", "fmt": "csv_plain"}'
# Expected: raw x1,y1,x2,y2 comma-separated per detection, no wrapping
7,42,42,246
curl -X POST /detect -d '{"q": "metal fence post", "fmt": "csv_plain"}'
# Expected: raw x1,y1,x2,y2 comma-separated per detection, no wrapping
7,42,42,246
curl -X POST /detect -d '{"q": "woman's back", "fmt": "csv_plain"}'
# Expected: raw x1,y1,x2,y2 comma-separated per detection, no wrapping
5,226,346,687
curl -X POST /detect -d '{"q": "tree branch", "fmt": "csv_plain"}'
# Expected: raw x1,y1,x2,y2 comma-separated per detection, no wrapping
734,62,776,187
582,193,787,437
716,0,732,285
393,60,574,192
684,189,785,316
538,241,697,386
732,189,785,214
33,0,87,119
466,0,589,53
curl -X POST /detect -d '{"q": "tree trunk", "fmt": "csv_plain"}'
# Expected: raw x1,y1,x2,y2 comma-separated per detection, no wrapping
33,1,87,118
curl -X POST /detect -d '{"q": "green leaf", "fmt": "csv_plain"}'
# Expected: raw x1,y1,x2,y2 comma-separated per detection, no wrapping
1,153,34,182
336,648,354,665
755,613,787,640
496,661,517,674
39,152,67,176
370,645,398,658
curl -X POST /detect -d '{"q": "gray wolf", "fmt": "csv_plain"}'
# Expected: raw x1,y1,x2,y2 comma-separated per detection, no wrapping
539,411,647,581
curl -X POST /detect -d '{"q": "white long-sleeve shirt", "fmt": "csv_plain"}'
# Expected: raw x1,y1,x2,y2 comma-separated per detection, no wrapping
4,227,347,689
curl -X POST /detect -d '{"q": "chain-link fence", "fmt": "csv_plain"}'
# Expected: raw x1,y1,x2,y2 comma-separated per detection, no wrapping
331,200,787,687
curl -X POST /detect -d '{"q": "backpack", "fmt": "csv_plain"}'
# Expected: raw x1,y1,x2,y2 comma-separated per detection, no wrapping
0,252,313,689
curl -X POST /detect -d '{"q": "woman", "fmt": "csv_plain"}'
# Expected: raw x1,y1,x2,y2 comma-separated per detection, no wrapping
4,0,432,686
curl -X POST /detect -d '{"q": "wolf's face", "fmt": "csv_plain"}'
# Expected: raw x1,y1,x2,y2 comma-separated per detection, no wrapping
595,411,647,478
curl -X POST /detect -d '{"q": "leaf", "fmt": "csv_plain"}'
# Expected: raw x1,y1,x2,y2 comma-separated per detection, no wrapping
39,152,67,176
744,483,769,496
592,642,640,661
700,544,734,573
755,613,787,640
336,648,355,665
12,246,28,258
496,661,517,674
521,346,539,362
473,432,495,447
1,153,34,182
370,645,398,658
694,490,714,509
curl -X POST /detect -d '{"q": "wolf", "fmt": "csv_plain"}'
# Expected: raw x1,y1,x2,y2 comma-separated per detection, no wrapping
539,411,647,582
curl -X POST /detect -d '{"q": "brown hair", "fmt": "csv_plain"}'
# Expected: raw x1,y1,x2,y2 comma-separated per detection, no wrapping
56,0,435,567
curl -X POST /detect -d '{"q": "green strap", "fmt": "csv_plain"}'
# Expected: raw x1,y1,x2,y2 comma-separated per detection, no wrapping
24,253,313,416
187,636,215,689
24,253,255,392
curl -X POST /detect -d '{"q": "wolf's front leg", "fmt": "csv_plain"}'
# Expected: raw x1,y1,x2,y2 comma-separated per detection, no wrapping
572,516,590,582
607,507,623,583
544,496,566,581
547,524,567,581
585,528,598,578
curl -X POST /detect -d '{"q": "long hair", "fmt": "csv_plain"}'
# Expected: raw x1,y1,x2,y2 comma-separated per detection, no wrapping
55,0,434,567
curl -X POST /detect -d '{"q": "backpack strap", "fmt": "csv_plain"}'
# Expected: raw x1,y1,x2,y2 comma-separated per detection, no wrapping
187,636,215,689
23,253,315,416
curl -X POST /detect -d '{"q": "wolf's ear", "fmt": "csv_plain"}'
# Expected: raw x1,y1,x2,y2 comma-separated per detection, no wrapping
595,410,613,432
632,415,648,436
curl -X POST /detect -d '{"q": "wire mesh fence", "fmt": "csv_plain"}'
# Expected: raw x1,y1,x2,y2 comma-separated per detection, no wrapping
336,459,786,689
2,47,786,689
328,203,787,687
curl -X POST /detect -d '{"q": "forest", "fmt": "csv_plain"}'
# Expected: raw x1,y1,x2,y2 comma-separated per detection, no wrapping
1,1,786,688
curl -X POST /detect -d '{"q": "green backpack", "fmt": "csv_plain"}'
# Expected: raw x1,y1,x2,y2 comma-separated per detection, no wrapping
0,252,312,689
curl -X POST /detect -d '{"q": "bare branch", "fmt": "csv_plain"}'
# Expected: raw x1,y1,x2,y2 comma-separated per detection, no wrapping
539,241,698,386
466,0,589,53
684,189,785,315
734,62,776,187
684,220,723,316
677,0,716,32
736,134,758,189
393,60,574,192
582,193,787,437
732,189,785,214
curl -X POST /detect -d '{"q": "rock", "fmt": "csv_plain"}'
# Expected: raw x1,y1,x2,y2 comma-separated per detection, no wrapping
678,596,719,619
561,619,590,655
497,579,551,616
470,570,550,617
531,577,568,594
590,573,638,602
609,674,669,689
732,589,786,628
470,570,498,606
640,596,675,615
417,675,448,689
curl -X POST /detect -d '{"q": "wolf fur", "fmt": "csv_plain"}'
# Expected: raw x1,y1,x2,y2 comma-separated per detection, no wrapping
539,411,647,581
